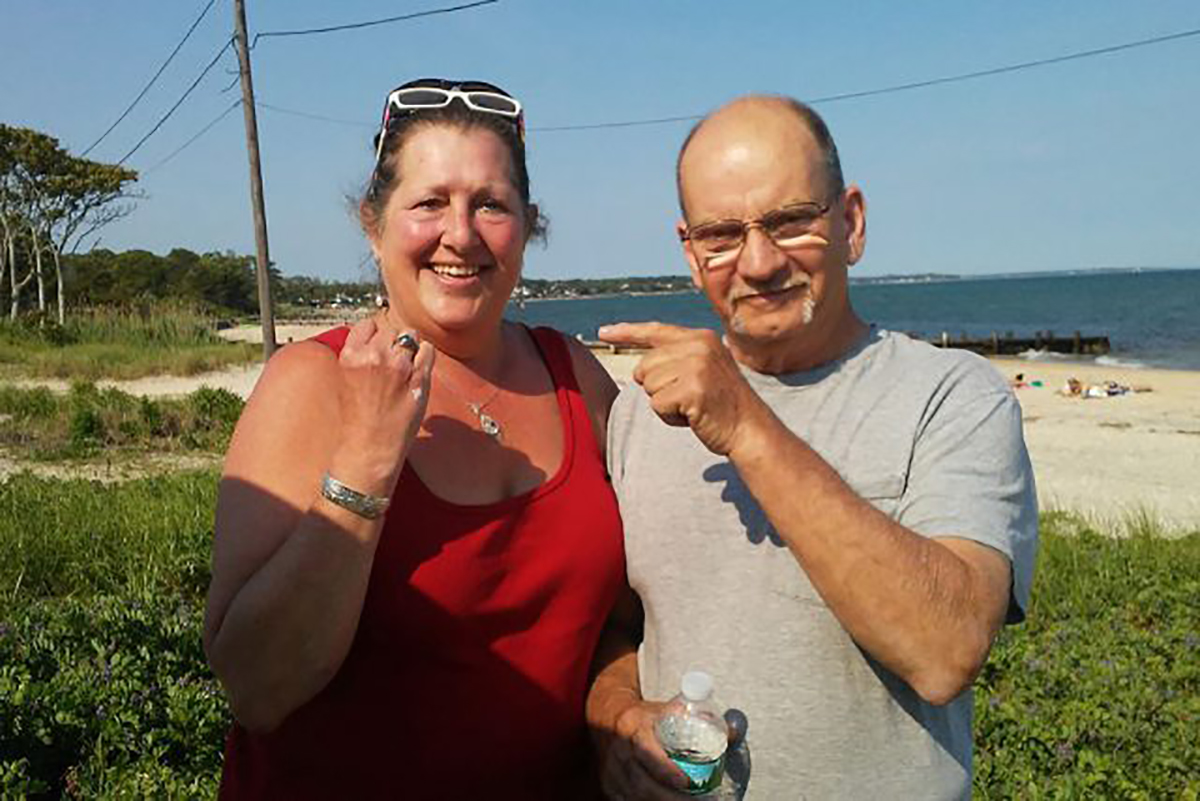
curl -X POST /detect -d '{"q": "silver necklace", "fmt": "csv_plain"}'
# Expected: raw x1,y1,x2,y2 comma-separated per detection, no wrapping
437,373,503,440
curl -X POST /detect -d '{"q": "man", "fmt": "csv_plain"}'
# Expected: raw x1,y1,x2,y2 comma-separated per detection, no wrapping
587,96,1038,800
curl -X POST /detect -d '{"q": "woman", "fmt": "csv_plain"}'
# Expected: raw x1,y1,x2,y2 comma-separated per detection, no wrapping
204,79,624,799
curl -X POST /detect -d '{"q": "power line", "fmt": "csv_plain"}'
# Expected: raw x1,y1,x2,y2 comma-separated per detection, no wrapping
154,20,1200,175
534,113,701,133
257,101,373,128
144,99,242,175
535,25,1200,132
806,25,1200,107
251,0,498,47
118,37,235,166
255,25,1200,136
81,0,218,157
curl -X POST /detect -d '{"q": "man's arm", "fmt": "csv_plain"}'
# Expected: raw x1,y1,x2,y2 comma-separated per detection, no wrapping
729,399,1012,704
599,322,1017,705
586,586,693,800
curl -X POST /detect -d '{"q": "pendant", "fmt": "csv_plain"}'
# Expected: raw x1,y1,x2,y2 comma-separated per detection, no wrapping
469,403,503,439
479,413,502,439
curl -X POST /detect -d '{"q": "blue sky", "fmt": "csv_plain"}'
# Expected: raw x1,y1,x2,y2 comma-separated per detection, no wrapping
3,1,1198,282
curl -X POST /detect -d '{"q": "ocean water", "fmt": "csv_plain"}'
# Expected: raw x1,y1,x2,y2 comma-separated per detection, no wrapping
506,268,1200,371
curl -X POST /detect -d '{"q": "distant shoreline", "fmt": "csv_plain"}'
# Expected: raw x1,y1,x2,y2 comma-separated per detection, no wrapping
518,288,698,304
850,265,1200,285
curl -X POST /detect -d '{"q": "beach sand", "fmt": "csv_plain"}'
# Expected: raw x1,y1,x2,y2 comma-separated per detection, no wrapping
10,323,1197,531
988,357,1200,532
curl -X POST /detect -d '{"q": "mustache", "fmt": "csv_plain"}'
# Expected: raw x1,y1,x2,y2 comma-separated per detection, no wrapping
731,275,811,304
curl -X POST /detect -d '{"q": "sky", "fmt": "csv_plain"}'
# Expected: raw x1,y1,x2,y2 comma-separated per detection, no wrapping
2,1,1198,283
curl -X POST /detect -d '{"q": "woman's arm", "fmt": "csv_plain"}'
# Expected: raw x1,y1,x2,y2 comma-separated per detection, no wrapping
203,320,432,732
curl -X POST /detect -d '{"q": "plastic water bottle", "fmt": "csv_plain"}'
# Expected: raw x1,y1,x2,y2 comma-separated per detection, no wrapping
656,670,729,796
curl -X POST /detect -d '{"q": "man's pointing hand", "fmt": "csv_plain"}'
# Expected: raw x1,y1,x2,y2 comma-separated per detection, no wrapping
598,322,764,457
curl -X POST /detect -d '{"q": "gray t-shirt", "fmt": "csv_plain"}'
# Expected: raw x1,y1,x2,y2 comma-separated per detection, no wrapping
608,330,1038,800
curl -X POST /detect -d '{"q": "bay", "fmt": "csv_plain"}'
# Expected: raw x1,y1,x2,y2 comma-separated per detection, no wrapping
506,268,1200,370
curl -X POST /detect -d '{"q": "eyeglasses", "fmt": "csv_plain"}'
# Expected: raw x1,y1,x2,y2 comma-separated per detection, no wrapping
373,79,524,168
681,201,832,269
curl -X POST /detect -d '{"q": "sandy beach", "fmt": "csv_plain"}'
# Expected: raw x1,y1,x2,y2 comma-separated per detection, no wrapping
11,323,1199,532
987,357,1200,531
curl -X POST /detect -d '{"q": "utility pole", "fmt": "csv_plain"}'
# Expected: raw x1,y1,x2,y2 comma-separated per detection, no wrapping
232,0,276,359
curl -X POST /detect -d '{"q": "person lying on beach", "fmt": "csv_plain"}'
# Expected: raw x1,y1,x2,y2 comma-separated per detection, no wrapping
1061,377,1084,396
1060,377,1149,398
204,78,622,800
587,95,1039,800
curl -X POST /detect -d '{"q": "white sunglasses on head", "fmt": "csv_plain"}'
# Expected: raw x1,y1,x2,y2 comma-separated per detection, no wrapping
373,84,524,166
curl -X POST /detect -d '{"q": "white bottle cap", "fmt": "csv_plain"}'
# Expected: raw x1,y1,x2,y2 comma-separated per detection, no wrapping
681,670,714,702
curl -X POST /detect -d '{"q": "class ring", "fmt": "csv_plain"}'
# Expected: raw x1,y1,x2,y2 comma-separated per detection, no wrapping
392,332,419,356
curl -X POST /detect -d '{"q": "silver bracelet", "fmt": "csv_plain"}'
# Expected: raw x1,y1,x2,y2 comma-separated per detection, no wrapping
319,472,390,520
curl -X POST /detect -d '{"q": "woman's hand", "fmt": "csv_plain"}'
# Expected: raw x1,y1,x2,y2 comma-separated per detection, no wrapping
331,316,435,496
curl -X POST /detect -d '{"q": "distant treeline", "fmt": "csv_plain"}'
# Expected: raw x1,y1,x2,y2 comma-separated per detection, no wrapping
61,248,377,316
48,246,710,318
59,251,696,314
519,275,694,298
64,249,267,315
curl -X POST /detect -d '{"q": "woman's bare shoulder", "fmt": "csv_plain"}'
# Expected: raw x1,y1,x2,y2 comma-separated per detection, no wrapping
563,336,617,404
223,340,342,482
250,339,339,399
560,335,618,455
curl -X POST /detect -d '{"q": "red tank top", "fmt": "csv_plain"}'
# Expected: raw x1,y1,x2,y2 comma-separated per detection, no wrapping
220,326,624,800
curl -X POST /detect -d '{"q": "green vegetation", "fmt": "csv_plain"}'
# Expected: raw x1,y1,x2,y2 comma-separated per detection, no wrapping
0,471,226,798
63,249,268,316
0,302,259,380
0,382,243,461
0,471,217,616
0,475,1196,796
974,513,1200,798
2,125,139,326
65,247,384,316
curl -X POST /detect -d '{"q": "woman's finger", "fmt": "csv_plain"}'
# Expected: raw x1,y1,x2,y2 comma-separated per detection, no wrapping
411,341,435,374
406,342,436,401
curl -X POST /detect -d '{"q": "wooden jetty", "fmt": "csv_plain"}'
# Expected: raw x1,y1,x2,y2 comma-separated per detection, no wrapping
927,330,1110,357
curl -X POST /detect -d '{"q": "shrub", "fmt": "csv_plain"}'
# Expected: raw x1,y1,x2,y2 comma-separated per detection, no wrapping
973,515,1200,798
0,386,57,420
0,385,245,461
0,595,228,798
1,470,228,796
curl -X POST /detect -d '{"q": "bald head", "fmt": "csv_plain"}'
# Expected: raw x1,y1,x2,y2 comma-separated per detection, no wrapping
676,96,844,220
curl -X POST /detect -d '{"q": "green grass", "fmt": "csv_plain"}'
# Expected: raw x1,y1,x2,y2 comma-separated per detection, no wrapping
0,474,1196,797
0,471,218,614
0,304,259,381
0,382,243,461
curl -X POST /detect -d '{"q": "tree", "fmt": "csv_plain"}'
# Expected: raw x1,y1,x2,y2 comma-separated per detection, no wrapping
44,155,139,323
63,248,261,314
5,126,61,318
0,124,138,322
184,251,259,314
0,125,32,320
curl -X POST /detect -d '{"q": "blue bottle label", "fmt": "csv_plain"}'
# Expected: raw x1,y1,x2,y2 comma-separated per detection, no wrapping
669,752,725,794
